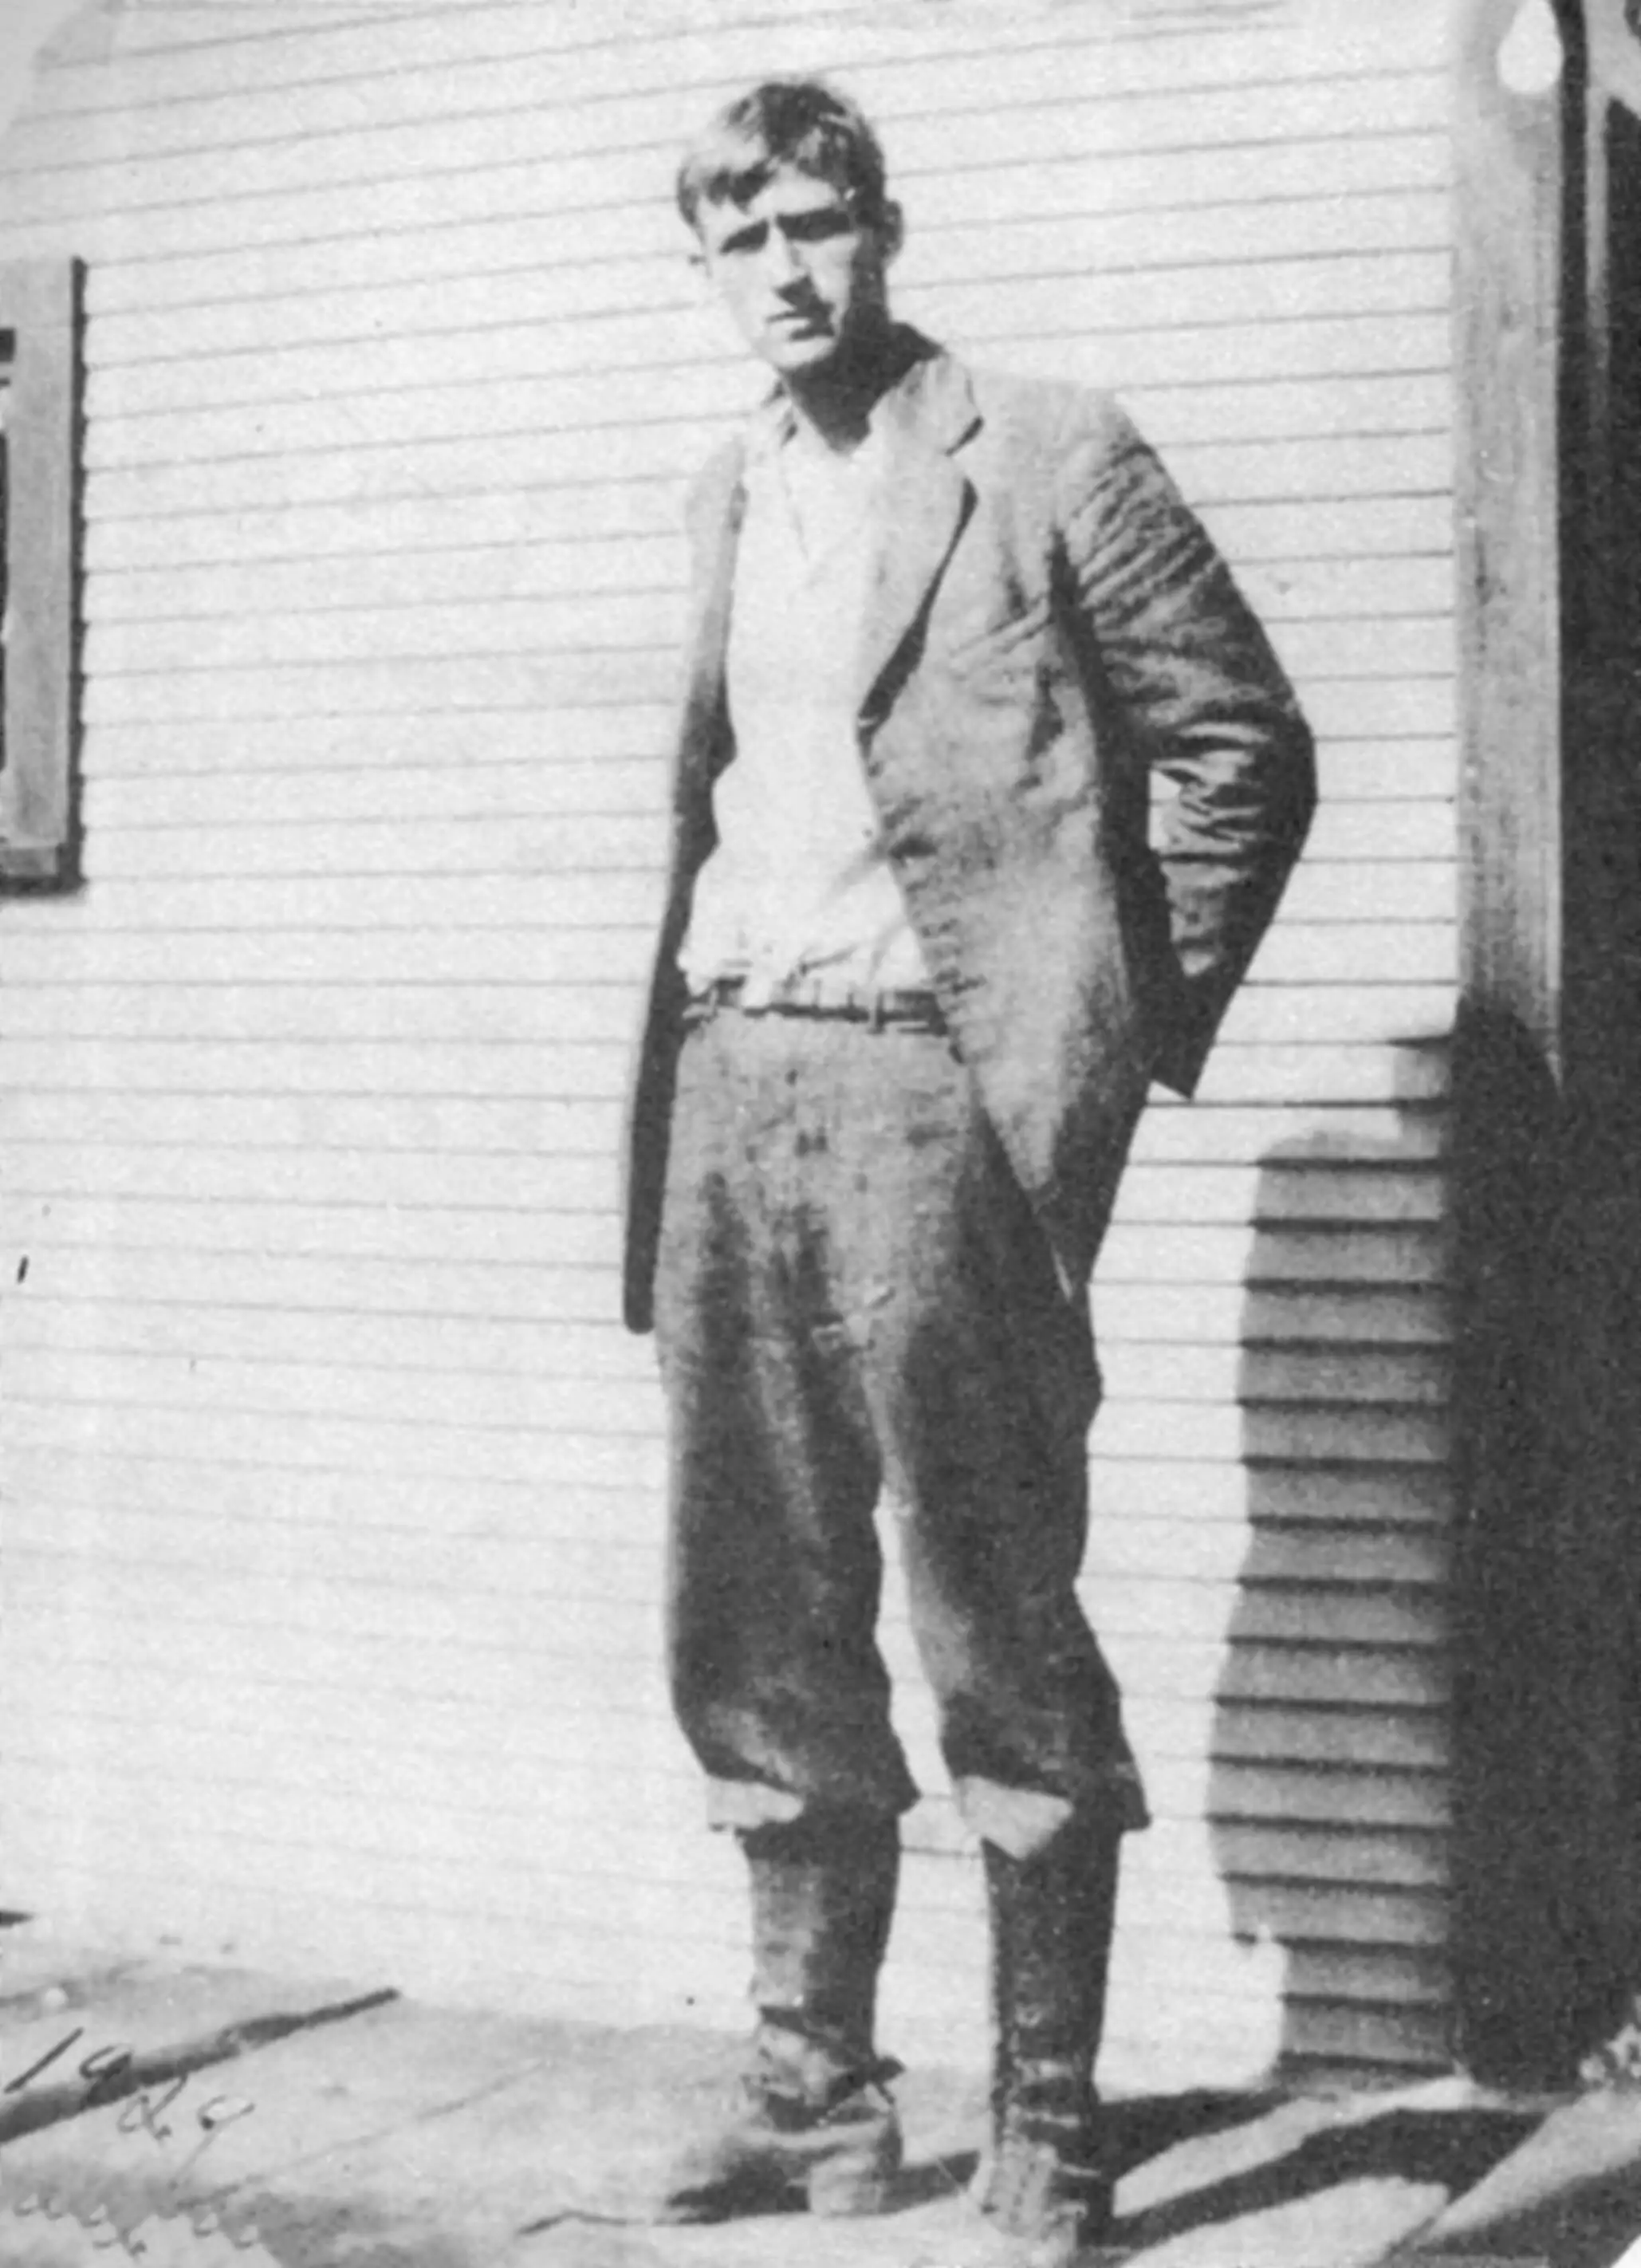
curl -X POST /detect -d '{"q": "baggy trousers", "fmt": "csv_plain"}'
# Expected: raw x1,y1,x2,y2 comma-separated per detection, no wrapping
654,1006,1147,1864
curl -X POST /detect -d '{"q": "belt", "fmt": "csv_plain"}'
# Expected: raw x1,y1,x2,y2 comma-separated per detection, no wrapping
687,972,947,1033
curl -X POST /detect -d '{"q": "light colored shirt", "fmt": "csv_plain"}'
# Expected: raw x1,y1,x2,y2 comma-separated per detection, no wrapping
678,401,931,997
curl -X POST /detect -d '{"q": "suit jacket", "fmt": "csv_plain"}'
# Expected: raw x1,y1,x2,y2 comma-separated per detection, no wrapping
621,330,1315,1334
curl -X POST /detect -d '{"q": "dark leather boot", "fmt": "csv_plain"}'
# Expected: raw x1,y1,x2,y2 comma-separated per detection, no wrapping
961,1819,1122,2265
656,1811,903,2222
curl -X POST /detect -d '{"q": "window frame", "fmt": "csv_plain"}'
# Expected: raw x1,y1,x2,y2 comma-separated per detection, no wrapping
0,256,84,888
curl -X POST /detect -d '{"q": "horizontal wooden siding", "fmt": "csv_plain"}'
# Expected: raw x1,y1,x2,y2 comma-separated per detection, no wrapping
0,0,1458,2086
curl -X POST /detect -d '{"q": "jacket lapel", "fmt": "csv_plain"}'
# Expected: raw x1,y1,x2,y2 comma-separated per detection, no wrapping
854,348,981,721
675,342,982,759
675,439,746,801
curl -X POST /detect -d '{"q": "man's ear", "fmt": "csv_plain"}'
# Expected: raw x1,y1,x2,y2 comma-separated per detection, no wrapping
879,200,905,264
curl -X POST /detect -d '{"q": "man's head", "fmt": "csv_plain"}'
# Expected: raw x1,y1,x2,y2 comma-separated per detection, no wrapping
676,77,892,238
677,78,903,386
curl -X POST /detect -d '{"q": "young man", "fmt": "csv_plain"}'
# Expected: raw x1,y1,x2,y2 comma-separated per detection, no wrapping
622,77,1314,2265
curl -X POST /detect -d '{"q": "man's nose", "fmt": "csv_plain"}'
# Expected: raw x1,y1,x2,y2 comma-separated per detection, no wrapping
761,226,804,285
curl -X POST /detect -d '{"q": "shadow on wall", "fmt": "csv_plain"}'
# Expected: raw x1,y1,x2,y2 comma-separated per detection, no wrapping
1208,1036,1454,2089
1207,1013,1641,2090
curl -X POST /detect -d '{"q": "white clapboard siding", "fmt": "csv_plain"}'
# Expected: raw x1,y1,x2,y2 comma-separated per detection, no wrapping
80,545,1454,635
0,0,1459,2085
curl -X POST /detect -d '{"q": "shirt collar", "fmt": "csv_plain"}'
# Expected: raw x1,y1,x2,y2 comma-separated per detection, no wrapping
746,386,799,467
744,388,895,488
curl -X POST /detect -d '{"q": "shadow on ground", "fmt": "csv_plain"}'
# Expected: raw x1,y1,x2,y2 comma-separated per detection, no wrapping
1104,2101,1539,2252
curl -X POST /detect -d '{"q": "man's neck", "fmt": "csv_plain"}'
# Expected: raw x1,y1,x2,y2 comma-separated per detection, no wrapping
781,320,907,455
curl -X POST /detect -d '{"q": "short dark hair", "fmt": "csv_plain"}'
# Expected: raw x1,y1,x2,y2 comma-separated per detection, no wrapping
675,77,891,235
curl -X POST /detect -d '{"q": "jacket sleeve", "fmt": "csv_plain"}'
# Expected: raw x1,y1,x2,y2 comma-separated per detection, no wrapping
1057,392,1316,1097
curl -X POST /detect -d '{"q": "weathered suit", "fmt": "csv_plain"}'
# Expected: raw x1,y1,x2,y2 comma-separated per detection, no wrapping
623,330,1314,1846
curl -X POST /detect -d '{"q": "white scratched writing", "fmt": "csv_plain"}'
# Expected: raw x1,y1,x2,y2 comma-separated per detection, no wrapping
1,2037,258,2262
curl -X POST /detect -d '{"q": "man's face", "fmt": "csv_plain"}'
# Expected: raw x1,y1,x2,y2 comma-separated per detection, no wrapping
693,162,899,380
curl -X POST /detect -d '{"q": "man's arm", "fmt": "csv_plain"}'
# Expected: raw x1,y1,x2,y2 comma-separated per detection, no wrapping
1058,393,1316,1096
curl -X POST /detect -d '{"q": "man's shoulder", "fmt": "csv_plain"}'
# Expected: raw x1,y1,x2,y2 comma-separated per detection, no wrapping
930,352,1148,529
959,356,1138,462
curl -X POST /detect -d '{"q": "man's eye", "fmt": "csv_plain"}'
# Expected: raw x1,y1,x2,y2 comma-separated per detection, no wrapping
784,214,852,244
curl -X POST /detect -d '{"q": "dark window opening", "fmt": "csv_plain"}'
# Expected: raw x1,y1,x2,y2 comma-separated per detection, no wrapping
0,341,12,759
0,268,81,890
